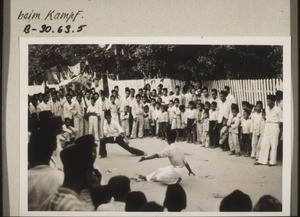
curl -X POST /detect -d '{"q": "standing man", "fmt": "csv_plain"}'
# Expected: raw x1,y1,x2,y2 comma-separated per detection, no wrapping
130,94,144,139
73,94,85,138
49,91,61,117
201,86,212,103
217,91,231,149
254,95,282,167
224,86,236,106
98,90,110,138
99,110,145,158
63,94,75,126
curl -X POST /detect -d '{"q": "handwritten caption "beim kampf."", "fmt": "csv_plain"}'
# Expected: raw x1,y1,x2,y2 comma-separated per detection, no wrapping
17,10,84,23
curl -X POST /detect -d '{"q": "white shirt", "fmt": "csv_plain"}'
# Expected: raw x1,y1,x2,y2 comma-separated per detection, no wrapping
63,101,75,119
38,101,51,112
28,165,64,211
161,95,170,105
73,100,85,118
103,120,124,137
217,99,231,123
49,100,61,116
131,101,144,118
228,116,240,134
241,118,252,134
266,105,282,123
87,104,99,116
226,93,236,106
250,112,263,134
97,198,125,211
158,144,187,167
209,110,219,121
119,96,130,112
152,109,161,121
186,109,197,119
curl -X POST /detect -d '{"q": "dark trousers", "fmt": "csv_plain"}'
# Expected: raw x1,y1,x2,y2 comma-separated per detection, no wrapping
209,120,218,147
241,133,251,155
160,122,168,140
217,123,223,148
99,136,144,157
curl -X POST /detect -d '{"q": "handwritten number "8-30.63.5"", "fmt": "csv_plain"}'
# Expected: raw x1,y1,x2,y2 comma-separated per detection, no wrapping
24,24,87,34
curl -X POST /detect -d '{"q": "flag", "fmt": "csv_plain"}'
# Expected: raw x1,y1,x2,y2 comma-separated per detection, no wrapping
68,63,80,76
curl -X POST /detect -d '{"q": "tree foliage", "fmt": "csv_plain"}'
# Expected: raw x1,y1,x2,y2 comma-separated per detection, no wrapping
28,44,283,85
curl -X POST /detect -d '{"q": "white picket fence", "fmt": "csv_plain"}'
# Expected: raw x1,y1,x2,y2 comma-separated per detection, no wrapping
202,78,282,112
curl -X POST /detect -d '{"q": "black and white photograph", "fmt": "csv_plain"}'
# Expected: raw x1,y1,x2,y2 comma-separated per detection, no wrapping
20,37,292,216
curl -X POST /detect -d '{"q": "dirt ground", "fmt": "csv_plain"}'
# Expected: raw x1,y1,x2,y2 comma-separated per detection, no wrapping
95,137,282,212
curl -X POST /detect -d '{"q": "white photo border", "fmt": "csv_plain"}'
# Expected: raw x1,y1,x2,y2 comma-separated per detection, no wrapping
20,36,292,216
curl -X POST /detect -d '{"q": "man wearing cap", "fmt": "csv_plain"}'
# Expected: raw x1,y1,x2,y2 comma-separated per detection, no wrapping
254,95,282,167
40,135,100,211
99,110,145,158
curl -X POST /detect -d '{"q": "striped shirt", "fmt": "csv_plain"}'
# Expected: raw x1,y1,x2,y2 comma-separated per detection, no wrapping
40,186,91,211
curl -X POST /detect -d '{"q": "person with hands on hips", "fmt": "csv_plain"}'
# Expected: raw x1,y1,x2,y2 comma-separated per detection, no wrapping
138,130,195,185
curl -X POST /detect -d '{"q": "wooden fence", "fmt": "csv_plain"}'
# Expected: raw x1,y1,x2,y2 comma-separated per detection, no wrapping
202,79,282,112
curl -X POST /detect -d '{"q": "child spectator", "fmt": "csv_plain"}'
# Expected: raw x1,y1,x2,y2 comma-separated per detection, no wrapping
152,102,161,138
125,191,147,212
255,109,266,160
228,104,241,156
149,99,156,137
161,88,169,105
159,104,169,140
219,117,229,151
196,103,204,144
202,109,210,148
120,105,130,137
179,105,187,141
143,105,151,137
62,118,78,142
172,98,182,141
250,101,263,159
209,101,218,148
108,95,120,124
186,101,197,143
86,97,100,140
168,100,175,130
240,109,252,157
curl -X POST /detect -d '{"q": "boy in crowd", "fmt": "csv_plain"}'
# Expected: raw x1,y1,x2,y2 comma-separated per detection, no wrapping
228,104,241,156
201,109,210,148
250,101,263,159
87,97,100,140
120,105,130,137
159,104,169,140
240,109,252,157
196,103,203,145
209,101,219,148
108,95,120,124
179,105,187,141
186,101,197,144
255,109,266,160
152,102,162,138
63,94,75,126
143,105,151,137
62,118,78,142
73,94,85,139
130,94,144,139
173,98,182,141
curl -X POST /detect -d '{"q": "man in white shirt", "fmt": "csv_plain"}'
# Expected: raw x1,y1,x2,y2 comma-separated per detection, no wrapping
73,94,85,138
201,86,212,104
37,94,51,113
63,94,75,125
130,94,144,139
98,90,110,138
49,92,61,116
28,127,64,211
224,86,236,106
97,176,130,211
217,91,231,149
99,110,145,158
255,95,283,167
